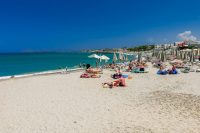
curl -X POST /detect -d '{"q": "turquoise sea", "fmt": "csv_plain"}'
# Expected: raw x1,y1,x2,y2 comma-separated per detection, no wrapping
0,52,129,77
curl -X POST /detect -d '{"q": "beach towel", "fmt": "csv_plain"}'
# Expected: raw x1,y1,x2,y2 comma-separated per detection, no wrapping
122,75,128,78
168,70,178,74
157,70,168,75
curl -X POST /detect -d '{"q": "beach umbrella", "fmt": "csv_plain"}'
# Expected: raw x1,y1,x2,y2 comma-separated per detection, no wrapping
189,51,194,62
171,49,173,56
88,54,101,59
157,51,161,60
125,54,129,61
198,49,200,59
161,51,166,62
181,51,184,59
152,50,155,57
183,51,187,60
138,52,142,62
88,54,101,67
118,52,123,61
100,55,110,60
186,52,190,61
112,52,118,62
122,54,126,61
100,55,110,63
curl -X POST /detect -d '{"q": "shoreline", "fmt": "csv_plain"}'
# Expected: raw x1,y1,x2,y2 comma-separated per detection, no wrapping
0,68,84,81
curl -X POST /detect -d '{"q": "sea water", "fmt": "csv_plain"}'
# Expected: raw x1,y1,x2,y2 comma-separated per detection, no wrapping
0,52,127,77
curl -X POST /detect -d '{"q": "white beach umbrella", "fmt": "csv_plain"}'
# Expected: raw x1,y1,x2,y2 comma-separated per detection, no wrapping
122,53,126,61
138,52,142,62
118,52,123,61
113,52,118,62
88,54,101,59
125,54,129,61
100,55,110,63
100,55,110,60
88,54,101,67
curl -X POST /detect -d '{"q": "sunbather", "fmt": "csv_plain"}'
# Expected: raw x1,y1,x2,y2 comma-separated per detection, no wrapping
102,78,126,88
168,65,178,74
80,73,101,78
157,66,168,75
86,67,102,74
112,67,122,79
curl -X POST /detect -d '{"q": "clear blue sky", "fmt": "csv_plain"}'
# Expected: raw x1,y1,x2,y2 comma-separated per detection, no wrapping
0,0,200,52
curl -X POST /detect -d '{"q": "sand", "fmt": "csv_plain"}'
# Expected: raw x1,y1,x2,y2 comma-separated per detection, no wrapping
0,64,200,133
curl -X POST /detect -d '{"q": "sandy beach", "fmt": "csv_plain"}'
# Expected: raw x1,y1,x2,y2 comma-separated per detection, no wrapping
0,64,200,133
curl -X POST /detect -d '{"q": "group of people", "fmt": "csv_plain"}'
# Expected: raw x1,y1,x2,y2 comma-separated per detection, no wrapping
157,65,178,75
127,61,149,73
80,64,102,78
103,67,127,89
80,60,156,89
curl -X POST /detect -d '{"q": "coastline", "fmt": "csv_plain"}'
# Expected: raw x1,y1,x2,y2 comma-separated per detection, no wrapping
0,67,84,81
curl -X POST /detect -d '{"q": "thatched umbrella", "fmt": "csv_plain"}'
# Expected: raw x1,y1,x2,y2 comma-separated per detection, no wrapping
183,51,187,60
161,51,166,62
180,51,184,59
157,51,161,60
118,52,123,62
125,54,129,61
198,49,200,60
189,51,195,62
113,52,118,63
187,52,190,61
152,49,155,57
170,49,173,55
175,49,178,57
122,53,126,61
138,52,142,62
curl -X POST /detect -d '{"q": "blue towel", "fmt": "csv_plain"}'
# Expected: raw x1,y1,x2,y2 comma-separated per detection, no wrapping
157,70,168,75
122,75,128,78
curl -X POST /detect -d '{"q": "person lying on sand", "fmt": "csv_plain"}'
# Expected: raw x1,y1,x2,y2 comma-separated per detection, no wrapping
86,67,102,74
102,78,126,88
157,66,168,75
80,73,101,78
167,65,178,74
